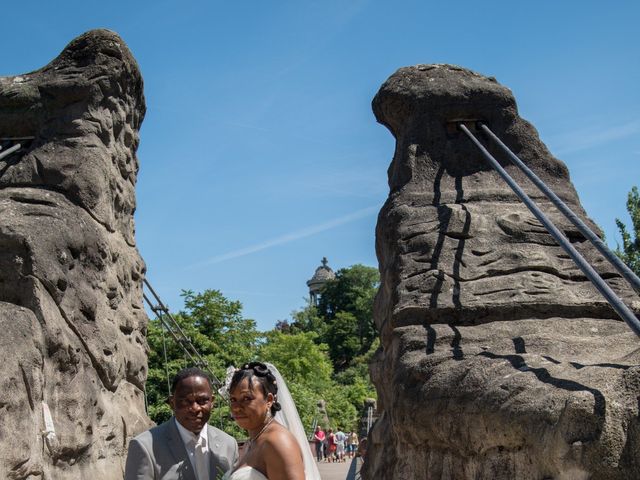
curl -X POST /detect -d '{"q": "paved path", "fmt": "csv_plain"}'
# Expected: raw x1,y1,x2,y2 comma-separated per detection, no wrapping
316,458,360,480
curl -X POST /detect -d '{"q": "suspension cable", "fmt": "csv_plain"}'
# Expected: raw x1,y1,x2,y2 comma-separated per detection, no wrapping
143,279,222,388
0,143,21,161
143,292,199,365
479,123,640,294
160,320,171,395
459,123,640,338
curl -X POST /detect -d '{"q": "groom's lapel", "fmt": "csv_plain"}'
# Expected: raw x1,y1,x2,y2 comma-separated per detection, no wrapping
167,418,197,480
208,426,230,478
208,426,220,477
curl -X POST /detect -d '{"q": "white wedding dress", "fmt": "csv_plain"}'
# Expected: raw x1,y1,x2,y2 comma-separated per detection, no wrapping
222,363,321,480
268,363,321,480
222,466,268,480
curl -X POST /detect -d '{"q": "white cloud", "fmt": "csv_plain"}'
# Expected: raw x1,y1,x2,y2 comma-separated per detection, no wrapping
190,205,379,268
551,119,640,156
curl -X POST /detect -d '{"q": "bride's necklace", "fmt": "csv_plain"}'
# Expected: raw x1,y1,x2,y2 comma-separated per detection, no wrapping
229,417,274,479
245,416,274,451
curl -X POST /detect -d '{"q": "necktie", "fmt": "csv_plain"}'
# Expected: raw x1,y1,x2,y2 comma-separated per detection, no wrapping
194,436,209,480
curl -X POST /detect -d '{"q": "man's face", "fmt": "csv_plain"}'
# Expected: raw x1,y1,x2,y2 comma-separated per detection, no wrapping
169,375,213,434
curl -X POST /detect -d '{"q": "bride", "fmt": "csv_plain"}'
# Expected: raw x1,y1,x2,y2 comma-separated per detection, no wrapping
222,362,321,480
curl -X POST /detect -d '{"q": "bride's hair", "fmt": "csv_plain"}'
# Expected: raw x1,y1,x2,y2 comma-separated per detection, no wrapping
230,361,282,416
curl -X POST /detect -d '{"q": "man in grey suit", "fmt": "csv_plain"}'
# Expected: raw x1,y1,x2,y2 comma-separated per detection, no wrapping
125,367,238,480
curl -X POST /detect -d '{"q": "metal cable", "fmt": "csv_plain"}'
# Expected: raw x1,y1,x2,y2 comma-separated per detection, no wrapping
479,123,640,294
460,123,640,337
143,293,199,366
160,320,171,395
0,143,21,161
143,280,222,387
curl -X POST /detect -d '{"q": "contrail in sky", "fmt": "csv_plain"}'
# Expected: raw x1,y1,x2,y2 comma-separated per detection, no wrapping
191,205,379,268
553,119,640,155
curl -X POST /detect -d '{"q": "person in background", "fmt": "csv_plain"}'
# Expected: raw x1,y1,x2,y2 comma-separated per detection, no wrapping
347,431,359,459
312,426,325,462
334,428,346,462
357,437,367,460
326,428,336,462
322,431,329,461
344,431,353,459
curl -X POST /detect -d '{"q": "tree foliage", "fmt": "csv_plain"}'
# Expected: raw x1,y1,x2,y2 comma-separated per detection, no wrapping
288,305,327,337
259,331,332,390
314,264,379,369
616,186,640,275
282,263,380,428
323,312,361,368
258,331,334,432
144,265,379,437
145,289,259,429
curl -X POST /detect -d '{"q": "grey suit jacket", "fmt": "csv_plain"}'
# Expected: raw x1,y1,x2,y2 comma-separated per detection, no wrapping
124,418,238,480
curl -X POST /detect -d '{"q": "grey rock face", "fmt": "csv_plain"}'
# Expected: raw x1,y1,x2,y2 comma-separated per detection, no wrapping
365,64,640,479
0,30,150,479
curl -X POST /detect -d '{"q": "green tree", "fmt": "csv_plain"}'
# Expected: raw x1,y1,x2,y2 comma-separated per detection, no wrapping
144,279,380,440
287,304,327,337
181,289,259,369
323,312,361,369
322,384,359,430
259,331,332,389
616,186,640,275
278,264,380,431
286,381,323,435
333,337,379,423
258,330,333,432
317,264,379,368
145,289,259,428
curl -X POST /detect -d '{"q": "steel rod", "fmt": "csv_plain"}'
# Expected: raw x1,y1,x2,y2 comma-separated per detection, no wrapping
480,123,640,294
143,293,198,365
144,280,199,356
0,143,21,161
143,279,221,386
460,124,640,337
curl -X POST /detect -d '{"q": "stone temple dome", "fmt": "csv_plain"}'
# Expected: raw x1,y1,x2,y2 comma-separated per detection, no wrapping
306,257,336,305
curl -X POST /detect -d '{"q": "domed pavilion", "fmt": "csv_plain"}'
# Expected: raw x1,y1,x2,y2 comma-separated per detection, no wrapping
306,257,335,305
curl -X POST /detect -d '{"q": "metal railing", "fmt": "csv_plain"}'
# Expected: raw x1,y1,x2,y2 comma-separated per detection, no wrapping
459,123,640,338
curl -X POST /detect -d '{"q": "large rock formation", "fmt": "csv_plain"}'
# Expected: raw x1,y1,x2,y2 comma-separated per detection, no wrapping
0,30,150,479
365,64,640,479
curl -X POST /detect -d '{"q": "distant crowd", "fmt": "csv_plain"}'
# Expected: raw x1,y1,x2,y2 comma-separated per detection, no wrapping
312,426,362,463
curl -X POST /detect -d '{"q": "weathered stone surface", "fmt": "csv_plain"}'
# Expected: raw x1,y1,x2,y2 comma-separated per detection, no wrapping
0,28,144,245
0,30,150,479
365,64,640,479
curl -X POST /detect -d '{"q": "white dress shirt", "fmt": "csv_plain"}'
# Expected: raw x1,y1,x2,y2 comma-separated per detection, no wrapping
175,418,210,480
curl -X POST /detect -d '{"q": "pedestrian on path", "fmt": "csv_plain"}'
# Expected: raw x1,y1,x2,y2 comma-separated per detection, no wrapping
346,431,358,459
334,428,346,462
326,428,336,462
313,426,326,462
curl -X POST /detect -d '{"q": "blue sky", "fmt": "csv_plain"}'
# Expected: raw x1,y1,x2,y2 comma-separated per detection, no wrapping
3,1,639,331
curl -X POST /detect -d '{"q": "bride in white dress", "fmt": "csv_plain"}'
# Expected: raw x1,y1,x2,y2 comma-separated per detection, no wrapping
221,362,321,480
